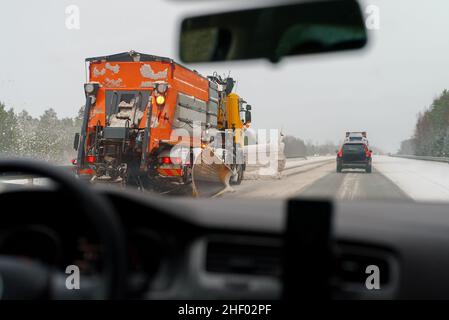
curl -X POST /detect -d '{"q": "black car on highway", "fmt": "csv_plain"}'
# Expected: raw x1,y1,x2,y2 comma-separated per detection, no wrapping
337,142,372,173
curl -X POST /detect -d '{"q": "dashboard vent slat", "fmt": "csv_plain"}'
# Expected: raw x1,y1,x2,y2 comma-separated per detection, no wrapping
335,244,397,294
206,241,281,277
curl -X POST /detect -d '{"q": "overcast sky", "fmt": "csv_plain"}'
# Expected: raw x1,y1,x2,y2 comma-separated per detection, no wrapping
1,0,449,152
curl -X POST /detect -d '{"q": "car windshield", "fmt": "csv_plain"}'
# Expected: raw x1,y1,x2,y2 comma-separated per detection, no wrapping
1,0,449,203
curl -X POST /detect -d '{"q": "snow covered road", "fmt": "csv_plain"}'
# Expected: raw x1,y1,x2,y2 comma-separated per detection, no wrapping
227,155,449,202
4,155,449,202
374,155,449,202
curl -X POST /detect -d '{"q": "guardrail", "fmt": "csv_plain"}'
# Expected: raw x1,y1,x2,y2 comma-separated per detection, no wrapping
390,154,449,163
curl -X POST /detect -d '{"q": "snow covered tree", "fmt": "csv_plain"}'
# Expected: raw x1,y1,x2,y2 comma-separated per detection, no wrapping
0,102,18,157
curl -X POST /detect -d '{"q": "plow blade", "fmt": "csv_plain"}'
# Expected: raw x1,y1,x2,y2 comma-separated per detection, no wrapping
191,148,233,197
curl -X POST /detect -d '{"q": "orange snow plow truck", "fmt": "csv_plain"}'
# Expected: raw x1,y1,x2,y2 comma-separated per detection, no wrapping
73,51,252,197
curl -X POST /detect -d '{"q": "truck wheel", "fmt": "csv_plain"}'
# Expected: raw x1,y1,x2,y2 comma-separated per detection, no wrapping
231,164,244,185
237,166,244,184
182,166,192,184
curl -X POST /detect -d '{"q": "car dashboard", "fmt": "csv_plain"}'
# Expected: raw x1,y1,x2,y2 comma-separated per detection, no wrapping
1,186,449,299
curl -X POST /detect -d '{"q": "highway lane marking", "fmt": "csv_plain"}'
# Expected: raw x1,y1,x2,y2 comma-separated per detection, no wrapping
337,172,362,200
281,159,334,177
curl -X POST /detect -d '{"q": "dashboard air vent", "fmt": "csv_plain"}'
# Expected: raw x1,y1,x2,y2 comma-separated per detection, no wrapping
206,241,281,277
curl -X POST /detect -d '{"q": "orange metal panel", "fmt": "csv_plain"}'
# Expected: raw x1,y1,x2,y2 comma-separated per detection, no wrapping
89,61,172,88
171,64,209,101
88,89,106,127
85,56,211,156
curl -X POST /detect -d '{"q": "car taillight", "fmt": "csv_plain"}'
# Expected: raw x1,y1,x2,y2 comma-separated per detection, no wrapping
86,155,96,163
337,149,343,157
365,147,371,157
71,159,77,165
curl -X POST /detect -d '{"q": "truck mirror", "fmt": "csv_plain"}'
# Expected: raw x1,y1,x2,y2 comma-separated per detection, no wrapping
245,110,252,124
246,105,252,111
73,133,80,151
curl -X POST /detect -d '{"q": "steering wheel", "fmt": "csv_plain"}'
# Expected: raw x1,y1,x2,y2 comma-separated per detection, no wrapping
0,159,127,299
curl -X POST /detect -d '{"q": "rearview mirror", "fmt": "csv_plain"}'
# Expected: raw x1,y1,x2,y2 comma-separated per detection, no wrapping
179,0,367,63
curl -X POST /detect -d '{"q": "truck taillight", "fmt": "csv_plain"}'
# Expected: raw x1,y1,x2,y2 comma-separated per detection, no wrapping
160,156,182,165
86,155,96,163
161,156,171,164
